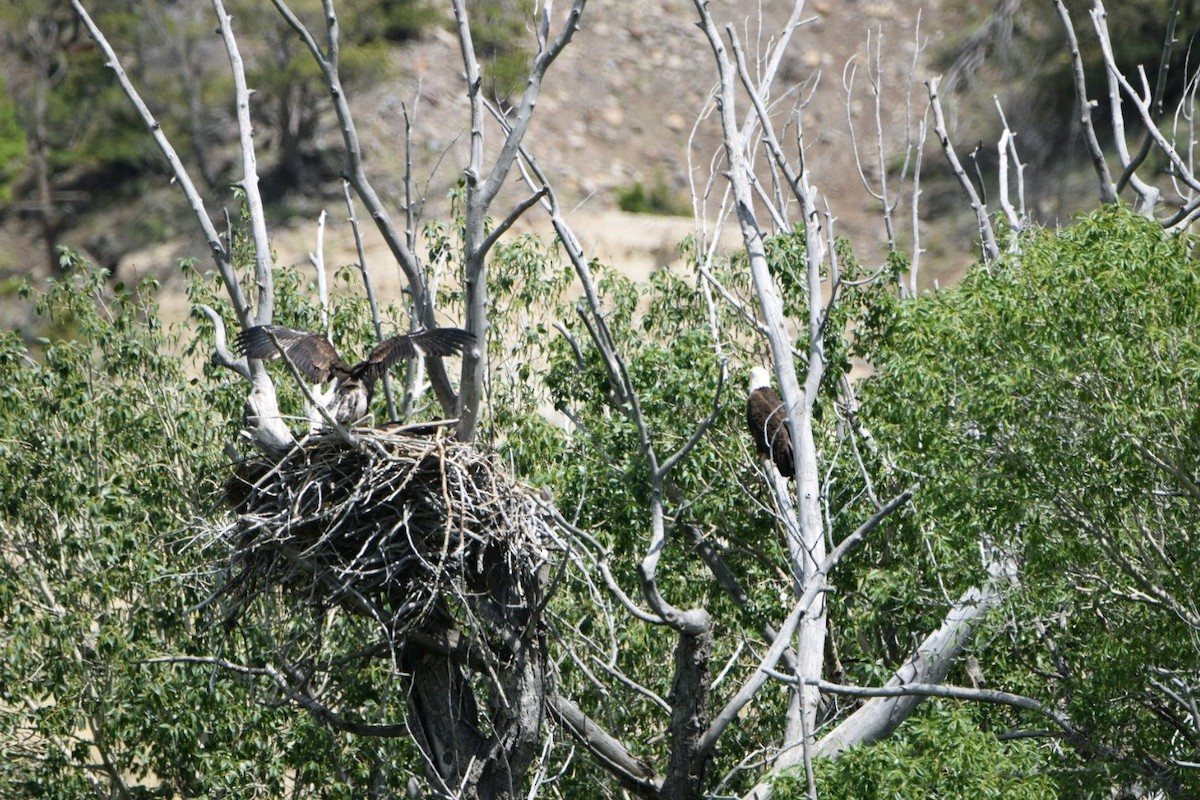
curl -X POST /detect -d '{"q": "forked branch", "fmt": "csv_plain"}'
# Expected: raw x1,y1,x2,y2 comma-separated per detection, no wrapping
72,0,292,451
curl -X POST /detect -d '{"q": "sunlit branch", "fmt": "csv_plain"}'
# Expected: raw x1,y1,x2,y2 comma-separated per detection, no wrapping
927,77,1000,262
1053,0,1117,203
211,0,274,325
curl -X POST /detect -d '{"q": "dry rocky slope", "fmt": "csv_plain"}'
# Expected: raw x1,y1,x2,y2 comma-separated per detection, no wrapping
111,0,964,324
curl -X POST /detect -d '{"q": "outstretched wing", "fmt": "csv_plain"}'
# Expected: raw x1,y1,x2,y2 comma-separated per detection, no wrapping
359,327,475,381
234,325,344,384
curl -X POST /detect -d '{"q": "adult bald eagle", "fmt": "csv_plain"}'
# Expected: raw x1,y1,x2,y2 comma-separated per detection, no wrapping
746,367,794,479
235,325,474,425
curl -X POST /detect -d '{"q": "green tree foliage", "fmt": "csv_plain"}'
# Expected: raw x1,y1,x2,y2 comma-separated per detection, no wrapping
801,704,1056,799
0,258,429,797
6,203,1200,797
854,205,1200,796
1,261,223,795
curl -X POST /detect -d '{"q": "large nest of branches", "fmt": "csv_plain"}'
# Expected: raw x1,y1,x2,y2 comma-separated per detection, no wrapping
219,428,557,635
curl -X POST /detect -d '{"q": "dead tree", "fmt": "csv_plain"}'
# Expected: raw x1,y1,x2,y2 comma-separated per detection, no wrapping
71,0,590,796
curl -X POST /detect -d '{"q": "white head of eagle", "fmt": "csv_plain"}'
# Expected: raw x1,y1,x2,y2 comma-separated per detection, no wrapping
235,325,474,425
746,367,795,479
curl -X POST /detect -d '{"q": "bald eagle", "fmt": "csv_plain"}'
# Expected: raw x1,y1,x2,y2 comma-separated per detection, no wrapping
235,325,474,425
746,367,794,479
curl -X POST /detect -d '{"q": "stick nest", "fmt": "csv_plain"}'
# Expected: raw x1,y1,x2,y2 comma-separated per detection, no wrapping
220,429,555,635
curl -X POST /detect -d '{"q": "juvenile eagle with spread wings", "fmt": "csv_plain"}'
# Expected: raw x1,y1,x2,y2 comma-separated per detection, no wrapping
235,325,474,425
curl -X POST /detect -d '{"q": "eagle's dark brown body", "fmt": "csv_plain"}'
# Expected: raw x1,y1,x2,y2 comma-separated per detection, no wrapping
746,367,794,479
236,325,474,424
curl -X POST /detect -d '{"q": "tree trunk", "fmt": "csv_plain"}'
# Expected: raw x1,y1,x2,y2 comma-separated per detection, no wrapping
662,622,713,800
403,541,548,799
403,643,488,794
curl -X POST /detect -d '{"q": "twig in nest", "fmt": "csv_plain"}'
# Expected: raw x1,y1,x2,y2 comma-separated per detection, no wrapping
217,428,558,642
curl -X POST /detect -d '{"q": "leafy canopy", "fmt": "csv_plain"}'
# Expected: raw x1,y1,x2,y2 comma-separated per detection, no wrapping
852,205,1200,795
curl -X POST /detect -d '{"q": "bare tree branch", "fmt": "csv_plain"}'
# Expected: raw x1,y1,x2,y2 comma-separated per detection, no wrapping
994,99,1026,248
453,0,589,443
1089,0,1162,215
549,693,662,798
802,679,1076,737
695,0,835,756
69,0,245,323
196,304,249,380
697,490,913,763
811,575,1010,760
211,0,274,326
73,0,294,451
927,76,1000,263
1053,0,1117,204
338,181,399,420
1114,0,1184,195
1091,6,1200,211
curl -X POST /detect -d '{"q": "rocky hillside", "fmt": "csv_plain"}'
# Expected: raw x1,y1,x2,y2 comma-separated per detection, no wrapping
3,0,1113,328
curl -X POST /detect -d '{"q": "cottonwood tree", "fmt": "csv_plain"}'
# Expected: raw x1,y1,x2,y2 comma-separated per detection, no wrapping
44,0,1200,799
540,0,1199,796
72,0,589,797
855,205,1200,797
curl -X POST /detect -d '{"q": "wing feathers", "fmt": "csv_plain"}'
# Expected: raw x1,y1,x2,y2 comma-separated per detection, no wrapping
362,327,475,378
747,386,795,478
234,325,342,384
235,325,474,385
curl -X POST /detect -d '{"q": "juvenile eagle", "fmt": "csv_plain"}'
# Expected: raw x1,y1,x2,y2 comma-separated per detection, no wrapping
746,366,794,479
235,325,474,425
